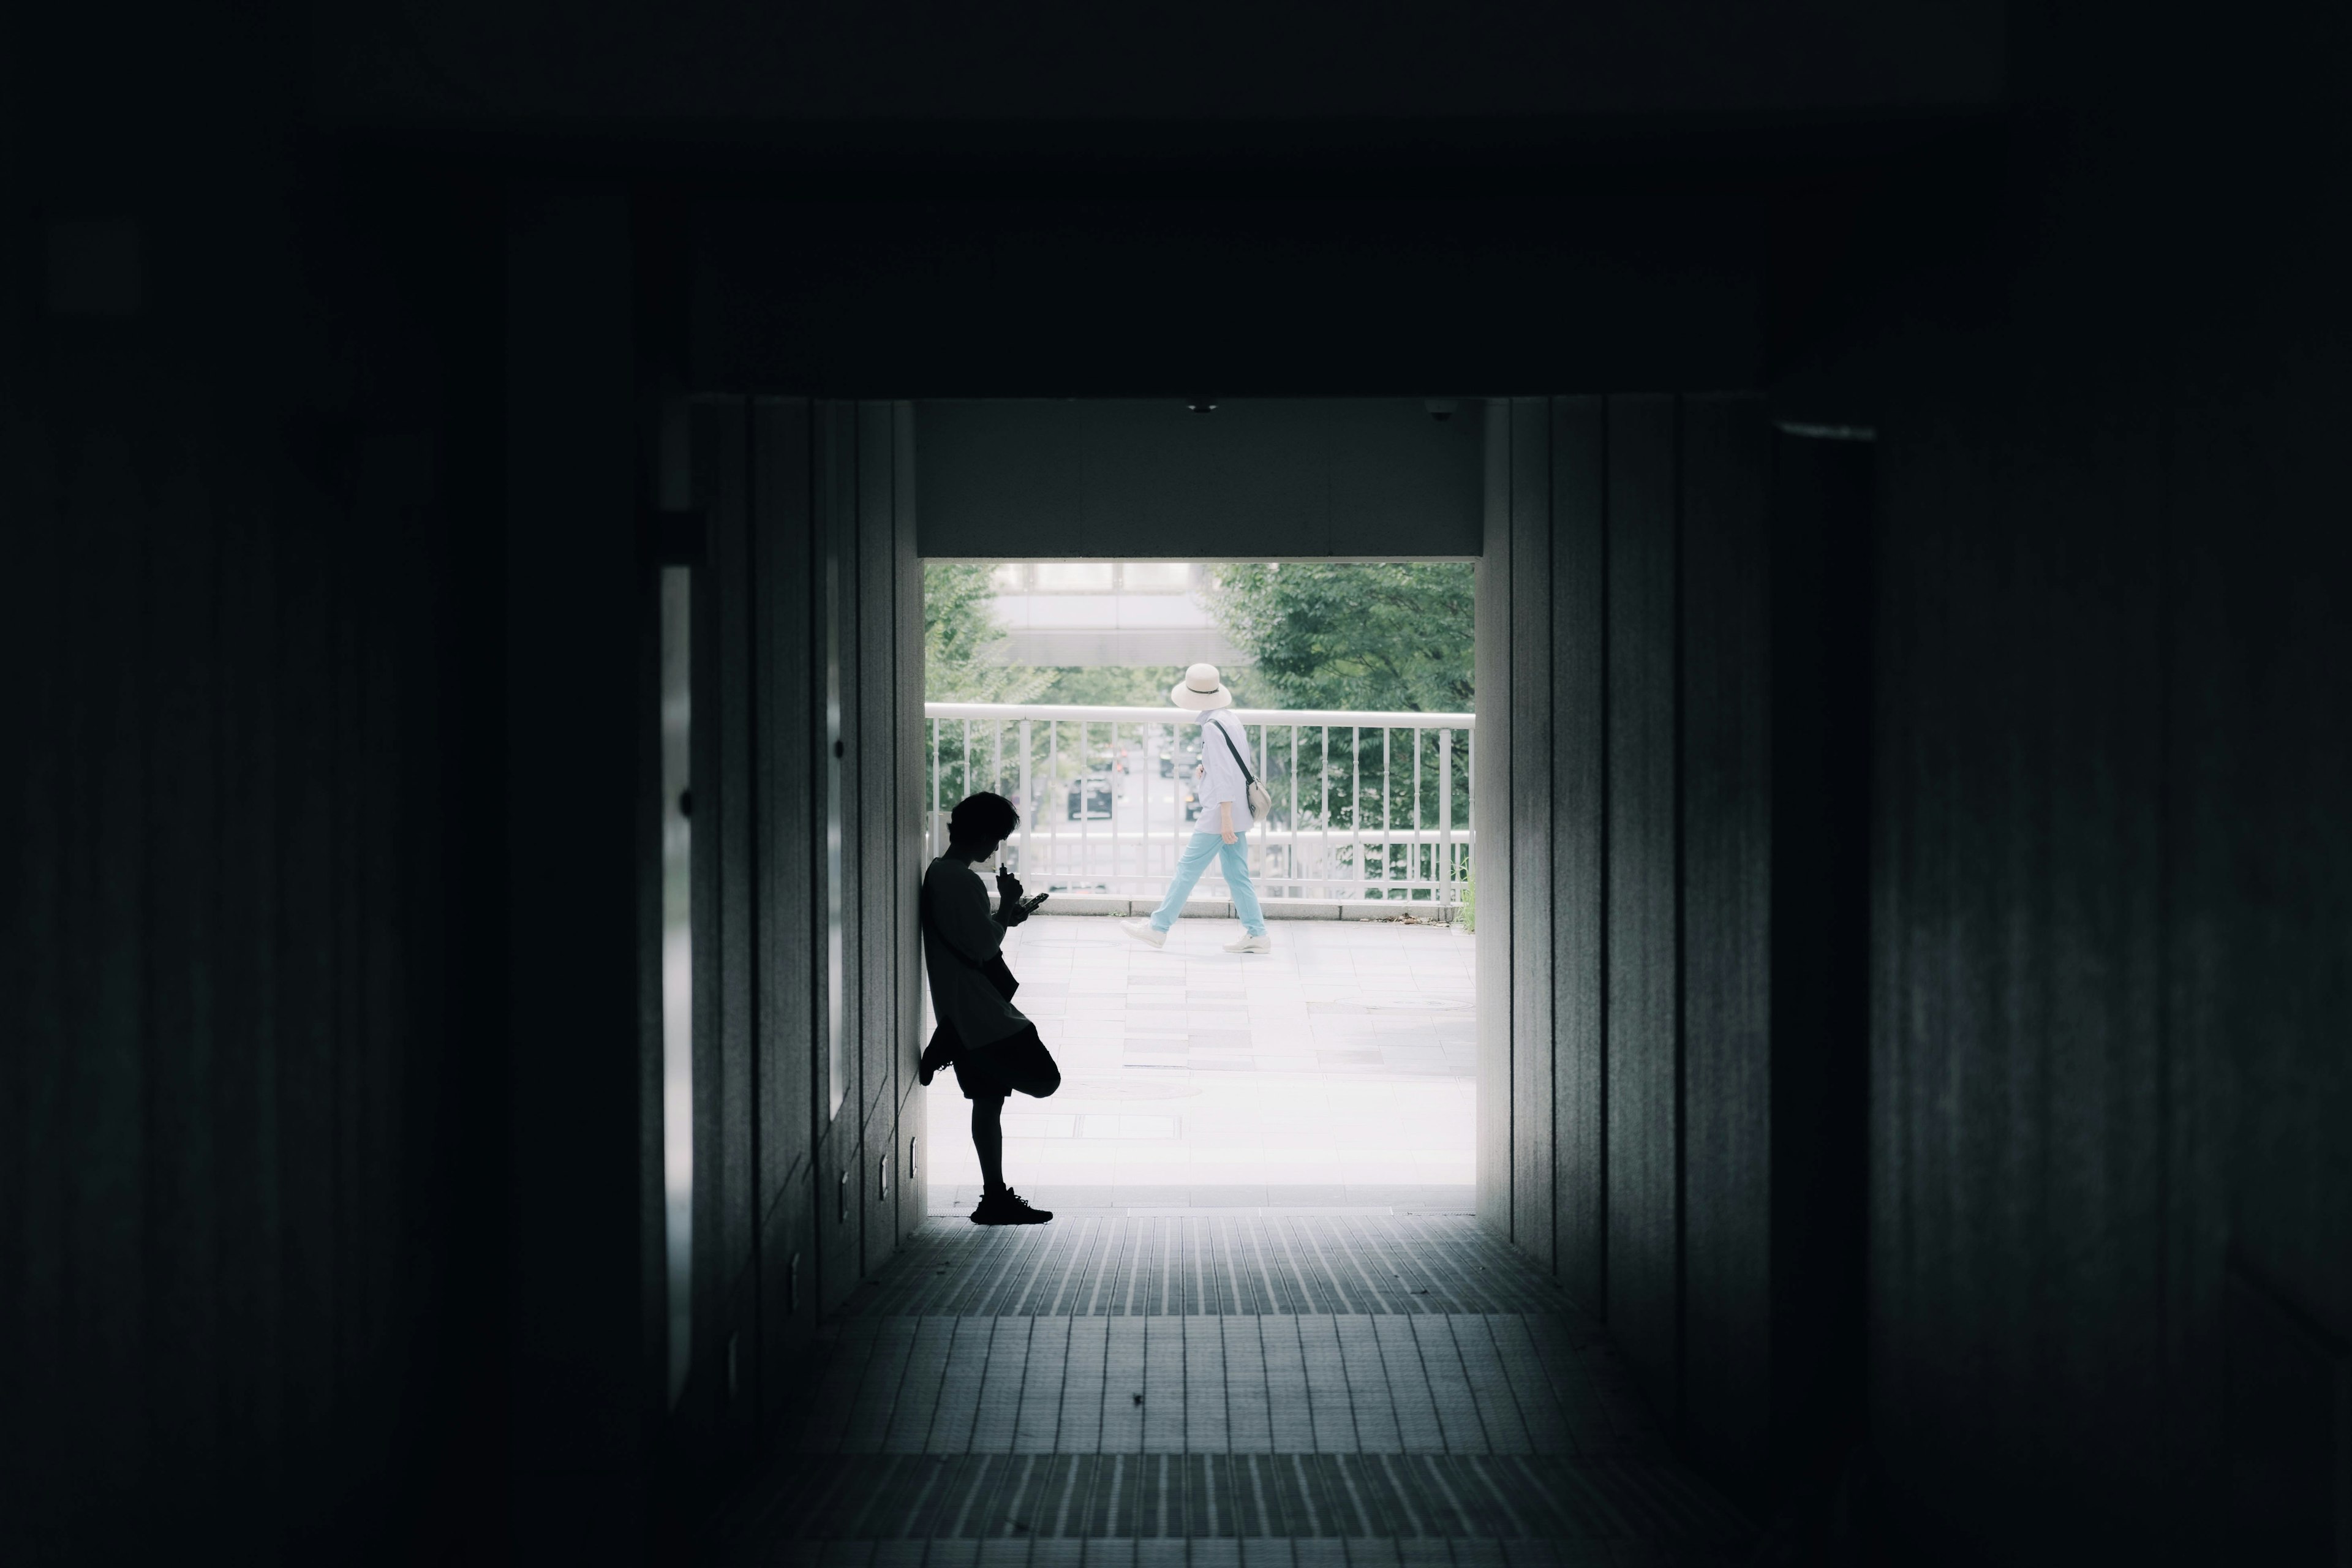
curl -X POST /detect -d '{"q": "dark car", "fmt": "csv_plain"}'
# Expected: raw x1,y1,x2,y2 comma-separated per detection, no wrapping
1066,773,1116,820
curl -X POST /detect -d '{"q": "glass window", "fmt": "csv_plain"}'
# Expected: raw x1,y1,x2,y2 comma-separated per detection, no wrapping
1121,562,1193,591
1034,562,1114,592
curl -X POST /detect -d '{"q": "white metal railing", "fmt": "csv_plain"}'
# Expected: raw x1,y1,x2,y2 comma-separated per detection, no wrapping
924,703,1476,907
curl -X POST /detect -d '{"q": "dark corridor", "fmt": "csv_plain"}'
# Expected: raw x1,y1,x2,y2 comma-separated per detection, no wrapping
10,1,2352,1566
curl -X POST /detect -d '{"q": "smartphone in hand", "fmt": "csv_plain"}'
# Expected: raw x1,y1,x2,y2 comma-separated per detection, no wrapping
1019,892,1050,913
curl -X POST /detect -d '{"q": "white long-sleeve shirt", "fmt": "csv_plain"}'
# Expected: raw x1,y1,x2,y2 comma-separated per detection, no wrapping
1196,709,1255,828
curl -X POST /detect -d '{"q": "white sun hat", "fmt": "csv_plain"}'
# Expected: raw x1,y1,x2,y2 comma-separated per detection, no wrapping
1169,662,1234,710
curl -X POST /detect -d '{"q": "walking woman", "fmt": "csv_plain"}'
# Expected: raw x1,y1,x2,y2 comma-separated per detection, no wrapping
1122,663,1272,954
919,791,1060,1224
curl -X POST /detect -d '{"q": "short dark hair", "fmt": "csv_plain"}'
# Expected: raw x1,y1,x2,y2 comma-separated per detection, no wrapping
948,791,1020,844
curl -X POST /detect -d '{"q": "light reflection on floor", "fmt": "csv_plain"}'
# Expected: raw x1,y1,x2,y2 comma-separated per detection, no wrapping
925,913,1477,1215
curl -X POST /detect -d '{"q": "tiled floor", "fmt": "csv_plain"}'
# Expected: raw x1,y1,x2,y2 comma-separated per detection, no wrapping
714,1217,1753,1566
927,915,1476,1213
719,917,1749,1562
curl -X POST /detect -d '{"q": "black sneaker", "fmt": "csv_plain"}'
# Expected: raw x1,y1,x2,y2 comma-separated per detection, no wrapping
918,1033,957,1087
970,1189,1052,1226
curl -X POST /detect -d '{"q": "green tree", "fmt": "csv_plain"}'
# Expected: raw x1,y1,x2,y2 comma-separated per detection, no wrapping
1204,563,1472,862
923,562,1052,703
1026,664,1262,707
1202,562,1474,713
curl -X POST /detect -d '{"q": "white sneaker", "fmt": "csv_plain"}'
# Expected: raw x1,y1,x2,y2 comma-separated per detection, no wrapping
1121,920,1167,949
1223,932,1272,954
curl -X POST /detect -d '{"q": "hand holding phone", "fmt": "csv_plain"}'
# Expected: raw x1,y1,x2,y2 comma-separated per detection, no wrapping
1019,892,1050,913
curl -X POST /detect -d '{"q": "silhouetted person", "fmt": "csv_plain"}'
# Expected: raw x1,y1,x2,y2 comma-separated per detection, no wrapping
919,791,1061,1224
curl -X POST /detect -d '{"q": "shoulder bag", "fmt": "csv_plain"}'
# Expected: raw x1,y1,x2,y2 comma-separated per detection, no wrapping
1210,715,1274,826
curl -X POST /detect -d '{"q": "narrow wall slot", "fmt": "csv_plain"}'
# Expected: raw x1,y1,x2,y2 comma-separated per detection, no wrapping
837,1169,849,1223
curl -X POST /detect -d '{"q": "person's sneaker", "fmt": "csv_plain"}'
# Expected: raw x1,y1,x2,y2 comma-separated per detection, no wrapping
1120,920,1168,950
970,1189,1053,1226
1223,932,1273,954
918,1032,957,1087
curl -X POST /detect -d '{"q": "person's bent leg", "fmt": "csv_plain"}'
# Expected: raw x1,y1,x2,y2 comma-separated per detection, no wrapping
1147,831,1223,932
960,1027,1061,1100
1220,832,1268,937
997,1025,1060,1098
971,1095,1008,1197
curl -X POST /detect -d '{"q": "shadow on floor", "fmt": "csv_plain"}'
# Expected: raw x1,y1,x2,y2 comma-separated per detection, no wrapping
710,1215,1754,1566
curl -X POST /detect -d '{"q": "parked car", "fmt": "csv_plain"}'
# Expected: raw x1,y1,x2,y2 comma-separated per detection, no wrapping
1066,773,1116,820
1158,739,1203,778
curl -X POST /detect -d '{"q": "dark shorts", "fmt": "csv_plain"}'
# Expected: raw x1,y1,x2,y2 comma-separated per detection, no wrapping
942,1022,1061,1102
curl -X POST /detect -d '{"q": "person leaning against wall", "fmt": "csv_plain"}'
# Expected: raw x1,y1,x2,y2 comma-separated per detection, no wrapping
918,791,1061,1225
1123,662,1272,954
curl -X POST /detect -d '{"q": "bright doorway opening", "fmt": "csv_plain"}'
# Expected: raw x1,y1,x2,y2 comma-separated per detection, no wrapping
918,558,1477,1215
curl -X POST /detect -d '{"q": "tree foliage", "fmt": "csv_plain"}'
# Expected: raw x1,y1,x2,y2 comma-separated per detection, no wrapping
927,559,1476,716
922,562,1052,703
1202,562,1474,713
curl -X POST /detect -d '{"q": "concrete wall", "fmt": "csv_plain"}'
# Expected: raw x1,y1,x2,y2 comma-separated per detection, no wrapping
689,192,1767,398
1777,2,2352,1554
1477,394,1860,1513
663,398,930,1499
504,187,660,1551
312,0,2001,129
3,58,507,1562
1,154,935,1561
914,399,1484,560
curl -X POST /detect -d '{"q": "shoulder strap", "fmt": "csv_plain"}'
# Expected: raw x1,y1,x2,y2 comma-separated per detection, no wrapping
1210,715,1257,785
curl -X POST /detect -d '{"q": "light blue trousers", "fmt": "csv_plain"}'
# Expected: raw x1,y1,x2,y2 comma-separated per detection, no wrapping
1150,831,1267,936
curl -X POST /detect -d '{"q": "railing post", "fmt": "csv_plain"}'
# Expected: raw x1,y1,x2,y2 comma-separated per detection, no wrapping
1381,726,1392,903
1437,726,1453,907
921,702,1471,911
1321,724,1333,902
1352,724,1364,905
1018,718,1032,877
1412,725,1422,899
1462,724,1473,905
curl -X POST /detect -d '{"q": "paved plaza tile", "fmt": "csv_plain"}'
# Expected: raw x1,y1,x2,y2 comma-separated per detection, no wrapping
925,916,1477,1214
